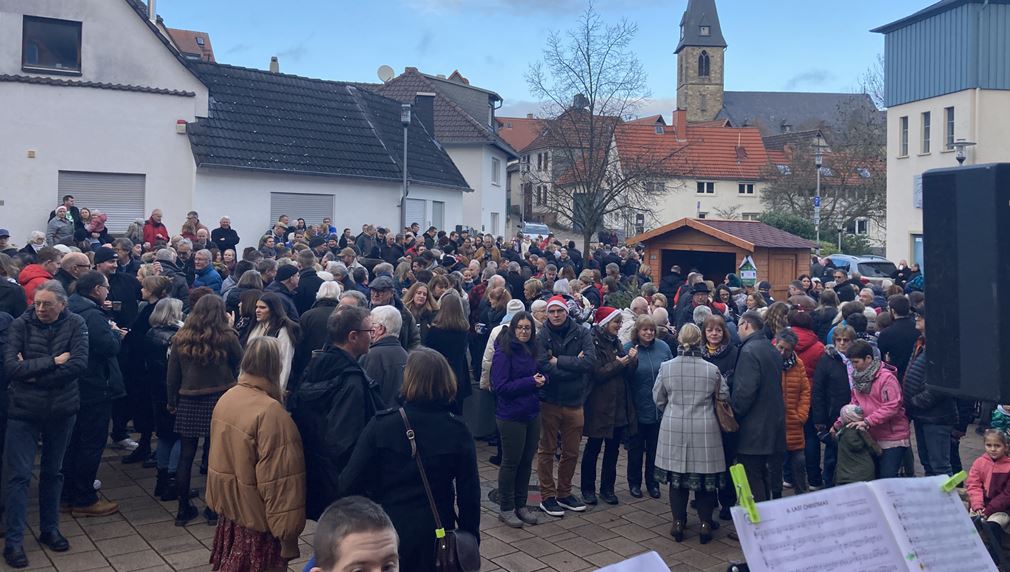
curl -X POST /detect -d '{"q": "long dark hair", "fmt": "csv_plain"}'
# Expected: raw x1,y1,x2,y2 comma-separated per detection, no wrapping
173,295,238,365
256,292,301,342
497,311,537,359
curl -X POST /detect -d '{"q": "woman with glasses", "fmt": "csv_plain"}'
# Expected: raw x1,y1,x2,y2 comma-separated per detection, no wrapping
812,325,855,487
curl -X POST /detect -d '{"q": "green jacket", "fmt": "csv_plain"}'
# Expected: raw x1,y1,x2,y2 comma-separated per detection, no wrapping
834,427,880,486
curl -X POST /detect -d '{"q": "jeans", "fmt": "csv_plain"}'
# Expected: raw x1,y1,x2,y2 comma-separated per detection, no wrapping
536,403,584,499
822,438,838,487
62,400,112,507
877,446,908,478
581,426,626,495
5,415,76,548
627,422,659,489
914,422,953,476
157,433,181,472
497,416,540,512
803,419,823,485
737,453,771,502
768,451,805,499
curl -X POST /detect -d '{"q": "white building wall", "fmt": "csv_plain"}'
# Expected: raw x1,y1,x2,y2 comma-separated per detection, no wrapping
651,178,767,226
445,144,511,235
195,169,464,251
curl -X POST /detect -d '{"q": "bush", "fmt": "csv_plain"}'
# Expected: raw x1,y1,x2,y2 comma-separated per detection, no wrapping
757,212,816,241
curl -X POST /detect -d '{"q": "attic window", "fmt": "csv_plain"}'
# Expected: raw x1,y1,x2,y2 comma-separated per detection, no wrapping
196,36,205,46
777,164,792,175
655,125,665,134
506,122,513,129
700,25,711,36
735,146,748,161
22,16,82,75
857,167,872,179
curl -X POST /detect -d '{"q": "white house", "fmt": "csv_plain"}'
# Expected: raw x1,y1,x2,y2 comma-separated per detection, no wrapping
1,0,470,251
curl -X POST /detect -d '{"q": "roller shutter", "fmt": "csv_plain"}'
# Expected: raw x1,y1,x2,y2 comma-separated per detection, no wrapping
57,171,145,233
405,198,426,229
269,192,334,228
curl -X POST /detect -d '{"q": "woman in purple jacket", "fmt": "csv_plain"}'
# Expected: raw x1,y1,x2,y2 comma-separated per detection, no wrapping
491,311,545,529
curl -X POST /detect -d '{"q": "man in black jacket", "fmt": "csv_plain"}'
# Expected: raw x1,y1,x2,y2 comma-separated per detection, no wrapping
831,269,857,302
732,311,786,502
210,216,240,254
154,249,190,304
877,295,919,381
294,251,324,316
535,296,597,517
265,264,301,320
3,281,88,568
65,272,126,518
902,304,956,476
288,306,384,520
369,276,419,350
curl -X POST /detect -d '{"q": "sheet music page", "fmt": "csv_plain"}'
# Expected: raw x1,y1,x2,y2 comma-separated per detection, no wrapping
731,482,907,572
868,475,997,572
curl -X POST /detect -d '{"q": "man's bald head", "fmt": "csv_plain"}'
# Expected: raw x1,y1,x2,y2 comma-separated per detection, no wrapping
630,296,649,315
61,253,91,278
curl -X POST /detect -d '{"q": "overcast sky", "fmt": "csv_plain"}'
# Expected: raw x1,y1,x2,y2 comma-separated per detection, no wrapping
158,0,926,119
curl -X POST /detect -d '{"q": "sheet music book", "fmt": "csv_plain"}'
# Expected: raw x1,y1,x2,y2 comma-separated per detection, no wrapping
730,475,996,572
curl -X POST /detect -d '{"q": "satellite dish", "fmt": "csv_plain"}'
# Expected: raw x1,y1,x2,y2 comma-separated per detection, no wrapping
377,65,395,83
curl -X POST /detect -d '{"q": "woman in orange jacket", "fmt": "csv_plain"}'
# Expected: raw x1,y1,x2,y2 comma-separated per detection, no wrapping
773,327,811,498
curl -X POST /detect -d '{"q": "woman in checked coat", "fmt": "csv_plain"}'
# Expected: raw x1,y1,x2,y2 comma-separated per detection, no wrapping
654,323,728,545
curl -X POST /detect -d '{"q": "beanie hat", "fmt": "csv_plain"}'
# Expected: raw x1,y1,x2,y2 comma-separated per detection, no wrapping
276,264,298,282
595,306,620,328
501,298,526,325
546,295,568,312
839,404,864,425
94,248,117,264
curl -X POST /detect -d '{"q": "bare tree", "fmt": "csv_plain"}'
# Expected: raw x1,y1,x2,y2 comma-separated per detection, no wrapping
525,3,682,253
860,53,886,110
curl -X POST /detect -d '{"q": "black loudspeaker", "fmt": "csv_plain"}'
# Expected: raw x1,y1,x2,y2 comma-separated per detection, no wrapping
922,163,1010,401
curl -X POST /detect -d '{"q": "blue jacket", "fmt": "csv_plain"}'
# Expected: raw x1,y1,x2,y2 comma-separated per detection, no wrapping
193,266,223,294
624,339,673,425
490,340,541,423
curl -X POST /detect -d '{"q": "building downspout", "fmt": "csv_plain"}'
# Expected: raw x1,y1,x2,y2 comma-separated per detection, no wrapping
971,0,989,164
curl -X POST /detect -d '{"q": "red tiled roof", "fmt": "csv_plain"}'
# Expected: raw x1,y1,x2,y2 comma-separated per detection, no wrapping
615,122,770,180
166,28,215,62
497,116,544,153
628,218,815,251
627,114,665,125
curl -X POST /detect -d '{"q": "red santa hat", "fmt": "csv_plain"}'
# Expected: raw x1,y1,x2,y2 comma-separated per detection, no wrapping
546,295,568,312
594,306,620,328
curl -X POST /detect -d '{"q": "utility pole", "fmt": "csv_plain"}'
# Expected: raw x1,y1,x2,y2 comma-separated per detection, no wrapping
399,104,411,232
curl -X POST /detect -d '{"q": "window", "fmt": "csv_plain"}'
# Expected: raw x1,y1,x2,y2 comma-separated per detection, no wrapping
520,154,530,173
698,50,710,77
22,16,82,74
899,116,909,156
196,36,205,46
696,181,714,194
644,181,665,193
490,212,500,235
818,166,834,177
921,111,931,154
846,218,869,235
857,167,872,179
535,185,545,206
655,125,664,134
700,94,708,113
741,213,760,221
537,153,543,171
945,106,955,150
700,25,711,36
776,164,792,175
738,183,754,195
505,121,513,129
698,212,709,219
491,157,501,186
432,201,445,230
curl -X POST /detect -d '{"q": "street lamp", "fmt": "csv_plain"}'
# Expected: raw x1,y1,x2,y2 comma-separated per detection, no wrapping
952,138,976,165
814,147,823,255
399,104,411,231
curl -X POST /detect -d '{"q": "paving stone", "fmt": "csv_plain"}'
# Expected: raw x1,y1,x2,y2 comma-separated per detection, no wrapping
161,546,211,569
145,533,205,556
510,536,564,558
583,549,626,567
553,534,609,556
93,535,150,557
490,551,548,572
598,536,647,557
41,535,95,557
475,535,516,559
48,550,110,572
566,523,619,543
669,548,721,569
107,549,166,572
134,522,188,542
610,521,657,542
539,550,594,572
82,522,136,542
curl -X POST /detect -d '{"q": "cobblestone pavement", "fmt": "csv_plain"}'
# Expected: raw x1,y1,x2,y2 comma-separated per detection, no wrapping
0,426,987,572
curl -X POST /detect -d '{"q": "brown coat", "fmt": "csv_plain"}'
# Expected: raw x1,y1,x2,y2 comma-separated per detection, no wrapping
206,374,306,559
584,329,638,439
782,357,811,452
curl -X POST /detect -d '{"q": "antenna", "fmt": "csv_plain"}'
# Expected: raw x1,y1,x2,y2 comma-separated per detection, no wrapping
377,65,395,83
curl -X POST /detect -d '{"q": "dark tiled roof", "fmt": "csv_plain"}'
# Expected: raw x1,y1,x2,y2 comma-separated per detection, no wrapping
676,0,728,53
718,91,880,137
700,220,816,249
185,62,470,190
762,129,824,151
0,74,196,96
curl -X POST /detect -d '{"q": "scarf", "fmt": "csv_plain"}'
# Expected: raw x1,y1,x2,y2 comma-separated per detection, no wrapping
782,351,798,372
703,343,730,360
678,346,703,358
852,358,882,394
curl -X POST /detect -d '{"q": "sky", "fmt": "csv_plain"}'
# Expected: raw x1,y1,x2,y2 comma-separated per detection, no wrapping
157,0,927,119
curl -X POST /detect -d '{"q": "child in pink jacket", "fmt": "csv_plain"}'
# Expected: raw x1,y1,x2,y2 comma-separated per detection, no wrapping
968,429,1010,539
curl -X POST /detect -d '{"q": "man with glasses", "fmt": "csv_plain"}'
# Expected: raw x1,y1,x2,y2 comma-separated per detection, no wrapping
360,305,407,407
3,281,88,568
812,325,856,487
288,306,385,521
832,270,857,302
54,252,90,295
111,238,140,276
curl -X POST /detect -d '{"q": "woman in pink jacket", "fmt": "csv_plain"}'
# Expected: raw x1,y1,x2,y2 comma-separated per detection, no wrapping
833,339,910,478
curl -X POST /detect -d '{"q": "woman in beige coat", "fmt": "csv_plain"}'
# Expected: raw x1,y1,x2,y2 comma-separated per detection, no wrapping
207,337,306,572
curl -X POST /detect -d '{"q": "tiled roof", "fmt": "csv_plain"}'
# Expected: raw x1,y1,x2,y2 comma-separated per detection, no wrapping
762,129,824,151
374,69,516,157
185,62,469,190
122,0,204,82
627,114,666,125
614,122,770,180
718,91,880,137
496,116,544,153
166,28,215,62
628,218,815,251
0,74,196,97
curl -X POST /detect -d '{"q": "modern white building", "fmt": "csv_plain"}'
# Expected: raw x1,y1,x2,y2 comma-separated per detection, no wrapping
874,0,1010,265
0,0,469,250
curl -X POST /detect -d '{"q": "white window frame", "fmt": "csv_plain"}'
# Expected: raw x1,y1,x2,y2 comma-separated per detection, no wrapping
920,111,931,154
944,106,955,150
491,157,501,186
899,116,909,157
696,181,714,194
738,183,755,195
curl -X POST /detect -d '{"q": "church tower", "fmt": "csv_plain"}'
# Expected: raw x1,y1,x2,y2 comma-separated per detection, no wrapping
676,0,727,122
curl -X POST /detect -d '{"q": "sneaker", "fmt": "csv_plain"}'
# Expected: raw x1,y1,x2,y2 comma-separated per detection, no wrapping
557,495,586,512
581,490,598,505
539,497,565,517
111,438,139,451
782,480,794,489
516,507,539,525
92,480,101,491
71,499,119,518
498,509,524,528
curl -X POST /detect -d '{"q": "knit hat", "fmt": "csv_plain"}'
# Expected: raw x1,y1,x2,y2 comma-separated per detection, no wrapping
546,295,568,312
276,264,298,282
309,236,326,248
94,248,117,264
501,299,526,325
839,404,864,425
594,306,620,328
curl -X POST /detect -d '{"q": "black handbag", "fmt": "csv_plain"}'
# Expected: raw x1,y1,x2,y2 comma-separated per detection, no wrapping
398,408,480,572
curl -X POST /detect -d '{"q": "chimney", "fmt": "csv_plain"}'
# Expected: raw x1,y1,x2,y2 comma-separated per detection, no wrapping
526,113,534,119
673,109,687,142
269,56,279,73
147,0,156,21
414,92,436,136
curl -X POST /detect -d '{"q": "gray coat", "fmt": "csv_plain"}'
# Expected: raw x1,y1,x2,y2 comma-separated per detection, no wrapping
730,333,786,456
46,217,74,246
654,352,728,475
359,335,407,408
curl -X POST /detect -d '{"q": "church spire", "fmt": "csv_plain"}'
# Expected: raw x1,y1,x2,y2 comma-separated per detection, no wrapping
676,0,727,54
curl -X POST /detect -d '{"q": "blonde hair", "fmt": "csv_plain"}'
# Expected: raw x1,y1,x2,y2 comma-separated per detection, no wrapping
677,323,703,351
240,337,283,400
630,315,657,345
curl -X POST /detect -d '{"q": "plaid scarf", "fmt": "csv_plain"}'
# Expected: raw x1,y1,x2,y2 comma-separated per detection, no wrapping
782,351,798,372
852,358,882,394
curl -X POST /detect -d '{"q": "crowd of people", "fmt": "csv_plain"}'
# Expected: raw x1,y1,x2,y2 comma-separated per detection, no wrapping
0,194,991,570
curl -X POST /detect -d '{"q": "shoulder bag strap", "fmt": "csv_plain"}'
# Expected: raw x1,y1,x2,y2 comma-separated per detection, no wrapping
398,407,446,538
